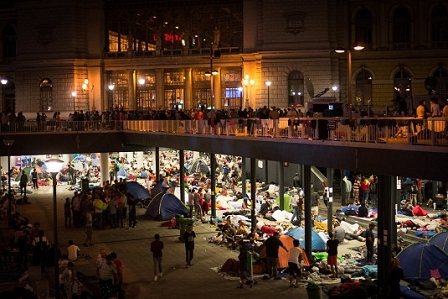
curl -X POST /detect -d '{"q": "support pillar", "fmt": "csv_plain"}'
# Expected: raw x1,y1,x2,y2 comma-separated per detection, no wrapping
100,153,109,185
210,153,216,219
327,168,334,233
241,157,247,196
377,175,397,296
155,147,160,182
179,150,185,204
304,165,312,261
279,162,285,210
250,158,256,232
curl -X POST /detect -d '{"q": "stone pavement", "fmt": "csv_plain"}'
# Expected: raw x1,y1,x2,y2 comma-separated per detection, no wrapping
0,185,361,299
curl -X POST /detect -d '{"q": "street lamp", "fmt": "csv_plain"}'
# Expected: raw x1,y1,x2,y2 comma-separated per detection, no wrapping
205,42,218,109
3,138,14,227
45,158,65,299
265,80,272,108
243,74,254,109
335,44,364,120
332,85,338,97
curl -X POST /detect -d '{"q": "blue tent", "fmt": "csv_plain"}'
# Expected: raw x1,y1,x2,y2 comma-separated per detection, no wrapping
145,192,189,221
429,232,448,255
126,181,151,200
150,180,164,198
397,243,448,281
285,227,326,252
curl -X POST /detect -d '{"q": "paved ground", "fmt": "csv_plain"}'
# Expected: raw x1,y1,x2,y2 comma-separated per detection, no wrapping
0,185,361,298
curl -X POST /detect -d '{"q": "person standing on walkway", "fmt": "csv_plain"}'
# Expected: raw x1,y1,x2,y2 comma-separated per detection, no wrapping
365,223,376,264
31,167,38,189
236,240,248,288
97,254,118,299
126,192,137,228
150,233,164,281
83,210,94,247
326,232,339,278
264,231,288,280
288,239,303,287
183,224,196,268
353,176,361,205
64,198,72,229
310,189,320,219
289,190,300,224
19,170,28,196
109,252,123,291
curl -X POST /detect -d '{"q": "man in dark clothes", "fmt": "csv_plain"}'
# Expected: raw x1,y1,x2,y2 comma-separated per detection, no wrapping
264,232,288,280
358,202,368,217
365,223,376,264
150,233,164,281
183,224,196,268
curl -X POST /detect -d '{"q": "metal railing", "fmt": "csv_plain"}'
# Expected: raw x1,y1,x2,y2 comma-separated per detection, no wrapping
2,117,447,147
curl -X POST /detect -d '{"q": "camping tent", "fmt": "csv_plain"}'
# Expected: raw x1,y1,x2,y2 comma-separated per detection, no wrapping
429,232,448,255
397,243,448,280
278,235,311,268
126,181,151,200
150,180,164,198
145,192,189,221
188,158,209,175
285,227,327,252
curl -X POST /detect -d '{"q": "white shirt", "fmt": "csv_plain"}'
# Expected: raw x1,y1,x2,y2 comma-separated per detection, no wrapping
288,246,302,264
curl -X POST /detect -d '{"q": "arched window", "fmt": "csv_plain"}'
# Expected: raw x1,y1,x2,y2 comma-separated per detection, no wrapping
393,68,412,114
392,6,411,48
431,4,448,47
2,25,17,62
288,71,304,107
431,67,448,97
39,78,53,112
355,67,372,106
355,8,372,47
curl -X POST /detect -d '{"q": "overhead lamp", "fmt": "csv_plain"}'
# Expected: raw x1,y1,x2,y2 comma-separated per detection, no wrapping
212,70,218,75
335,47,345,54
71,91,76,97
205,71,211,77
1,79,7,85
108,84,115,90
138,78,145,85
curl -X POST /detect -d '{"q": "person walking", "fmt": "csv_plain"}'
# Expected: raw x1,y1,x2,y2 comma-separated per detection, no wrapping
326,232,339,278
288,239,303,287
19,170,28,196
150,233,164,281
183,224,196,268
264,232,288,280
289,190,300,224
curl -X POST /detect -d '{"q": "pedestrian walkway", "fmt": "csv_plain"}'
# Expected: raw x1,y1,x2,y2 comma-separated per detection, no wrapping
1,185,342,299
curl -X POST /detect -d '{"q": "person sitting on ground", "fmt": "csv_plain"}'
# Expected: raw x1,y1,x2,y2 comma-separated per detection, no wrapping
333,222,346,244
67,240,81,262
357,202,368,217
236,220,250,237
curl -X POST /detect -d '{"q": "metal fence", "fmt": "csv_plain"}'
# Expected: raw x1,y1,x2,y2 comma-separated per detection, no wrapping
2,117,447,147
